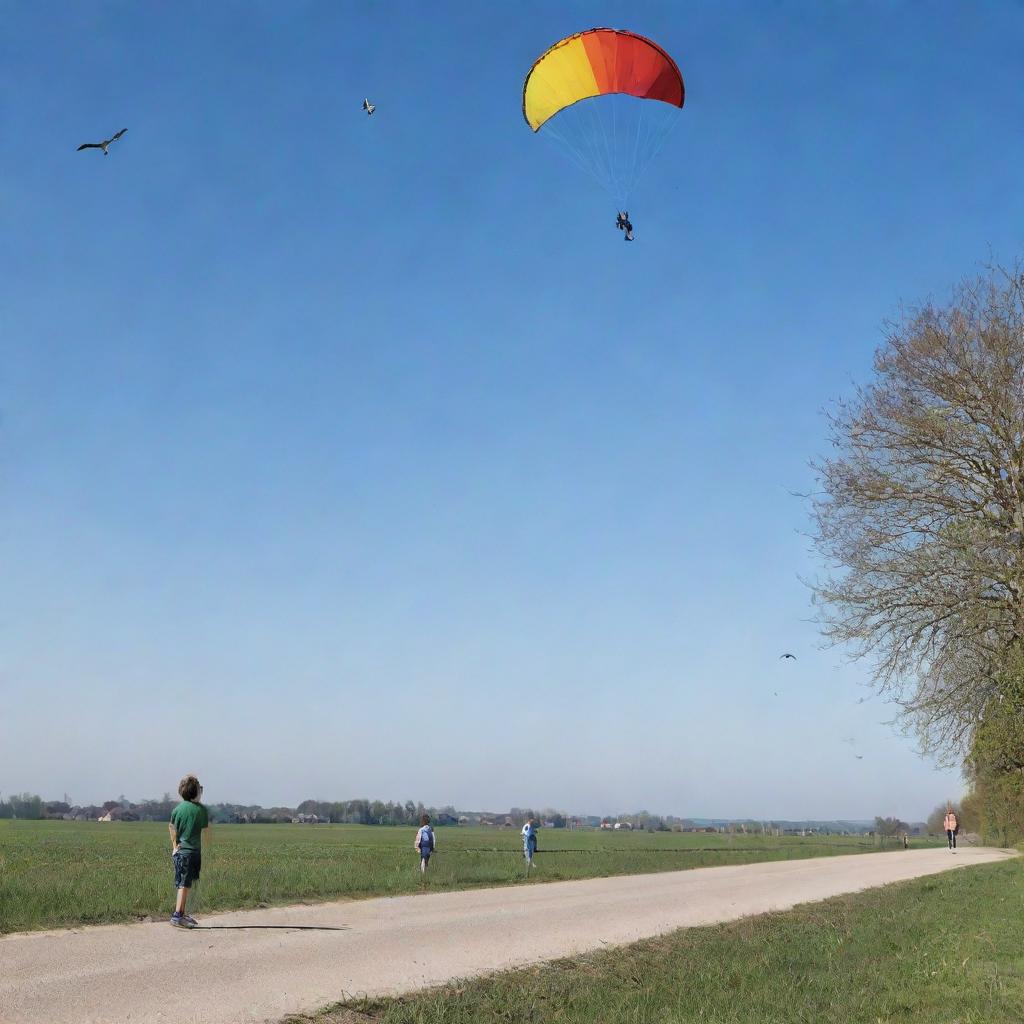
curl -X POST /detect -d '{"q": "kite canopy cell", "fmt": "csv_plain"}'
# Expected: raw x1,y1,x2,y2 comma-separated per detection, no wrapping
523,29,684,203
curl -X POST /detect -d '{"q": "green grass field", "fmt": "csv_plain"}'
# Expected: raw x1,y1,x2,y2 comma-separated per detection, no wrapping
0,821,927,934
314,857,1024,1024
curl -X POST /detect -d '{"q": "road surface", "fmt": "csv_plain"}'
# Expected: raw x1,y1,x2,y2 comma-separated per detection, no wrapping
0,847,1014,1024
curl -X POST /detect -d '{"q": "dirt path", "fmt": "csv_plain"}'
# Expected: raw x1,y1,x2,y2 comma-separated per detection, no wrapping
0,847,1013,1024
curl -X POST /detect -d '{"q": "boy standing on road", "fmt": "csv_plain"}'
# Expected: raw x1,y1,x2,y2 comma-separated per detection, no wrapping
169,774,210,927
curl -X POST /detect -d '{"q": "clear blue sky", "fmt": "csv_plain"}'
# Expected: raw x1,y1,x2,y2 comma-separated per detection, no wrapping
3,2,1022,820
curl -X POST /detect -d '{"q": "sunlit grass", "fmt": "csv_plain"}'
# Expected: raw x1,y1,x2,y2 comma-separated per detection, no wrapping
314,858,1024,1024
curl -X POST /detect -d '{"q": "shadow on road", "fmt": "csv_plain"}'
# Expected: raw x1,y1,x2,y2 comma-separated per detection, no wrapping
196,924,349,931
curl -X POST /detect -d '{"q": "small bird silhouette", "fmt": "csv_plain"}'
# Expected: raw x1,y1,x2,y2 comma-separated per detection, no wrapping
780,653,796,660
77,129,127,155
362,98,376,116
854,755,864,760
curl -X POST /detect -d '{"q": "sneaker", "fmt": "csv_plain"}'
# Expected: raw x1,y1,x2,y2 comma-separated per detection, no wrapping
170,913,195,928
182,914,199,927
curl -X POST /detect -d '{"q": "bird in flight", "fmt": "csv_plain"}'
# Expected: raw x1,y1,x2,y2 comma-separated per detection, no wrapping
362,99,376,116
854,755,864,760
77,129,127,155
780,653,796,660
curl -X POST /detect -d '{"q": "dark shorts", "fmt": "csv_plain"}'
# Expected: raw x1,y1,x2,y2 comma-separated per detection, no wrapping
173,848,202,888
420,848,432,862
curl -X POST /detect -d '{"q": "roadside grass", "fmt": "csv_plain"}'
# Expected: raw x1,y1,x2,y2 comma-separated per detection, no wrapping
306,857,1024,1024
0,821,927,933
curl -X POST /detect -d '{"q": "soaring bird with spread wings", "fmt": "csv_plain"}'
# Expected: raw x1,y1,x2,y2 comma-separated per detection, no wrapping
362,99,376,116
77,129,127,155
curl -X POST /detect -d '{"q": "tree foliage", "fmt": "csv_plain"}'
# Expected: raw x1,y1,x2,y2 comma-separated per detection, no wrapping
966,650,1024,843
0,793,43,819
874,815,909,837
812,267,1024,759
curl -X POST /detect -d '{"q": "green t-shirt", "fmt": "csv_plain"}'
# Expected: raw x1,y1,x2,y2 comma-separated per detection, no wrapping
170,801,209,851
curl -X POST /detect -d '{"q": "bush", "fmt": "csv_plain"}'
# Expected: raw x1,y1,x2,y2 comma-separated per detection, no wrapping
965,650,1024,844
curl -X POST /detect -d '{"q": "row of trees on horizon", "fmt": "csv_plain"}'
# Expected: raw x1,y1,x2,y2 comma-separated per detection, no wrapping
0,793,571,826
1,792,940,835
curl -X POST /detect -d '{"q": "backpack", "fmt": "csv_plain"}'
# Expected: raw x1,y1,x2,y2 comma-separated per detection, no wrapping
419,826,434,851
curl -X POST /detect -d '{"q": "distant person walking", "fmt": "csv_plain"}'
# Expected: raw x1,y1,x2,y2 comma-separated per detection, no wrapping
522,818,539,868
414,814,435,875
944,809,959,853
169,774,210,928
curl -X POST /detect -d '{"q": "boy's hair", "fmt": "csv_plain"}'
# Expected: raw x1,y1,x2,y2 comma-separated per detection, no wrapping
420,814,430,826
178,775,201,802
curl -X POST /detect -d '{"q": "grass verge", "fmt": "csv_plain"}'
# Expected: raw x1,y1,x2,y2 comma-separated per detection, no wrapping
300,857,1024,1024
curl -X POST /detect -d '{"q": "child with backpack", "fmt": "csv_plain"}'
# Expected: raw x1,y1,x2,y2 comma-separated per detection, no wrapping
414,814,435,874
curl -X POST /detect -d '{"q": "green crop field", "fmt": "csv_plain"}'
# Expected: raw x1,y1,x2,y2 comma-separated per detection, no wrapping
0,820,935,934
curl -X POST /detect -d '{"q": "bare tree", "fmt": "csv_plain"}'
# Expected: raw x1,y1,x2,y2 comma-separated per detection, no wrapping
811,266,1024,760
874,815,909,838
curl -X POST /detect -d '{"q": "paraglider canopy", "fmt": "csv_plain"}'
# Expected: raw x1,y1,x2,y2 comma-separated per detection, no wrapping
523,28,684,132
522,28,684,205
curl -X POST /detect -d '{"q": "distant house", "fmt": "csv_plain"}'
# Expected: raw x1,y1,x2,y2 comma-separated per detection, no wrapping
98,807,138,822
436,813,459,827
613,822,633,830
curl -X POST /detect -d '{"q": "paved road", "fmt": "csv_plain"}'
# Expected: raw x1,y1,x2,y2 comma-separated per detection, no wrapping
0,847,1014,1024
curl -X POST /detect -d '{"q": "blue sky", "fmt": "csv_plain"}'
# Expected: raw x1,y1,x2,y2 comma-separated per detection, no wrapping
3,2,1022,820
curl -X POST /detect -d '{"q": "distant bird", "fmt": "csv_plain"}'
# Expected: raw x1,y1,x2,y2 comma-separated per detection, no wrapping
854,755,864,760
780,653,796,660
362,98,376,116
77,129,127,155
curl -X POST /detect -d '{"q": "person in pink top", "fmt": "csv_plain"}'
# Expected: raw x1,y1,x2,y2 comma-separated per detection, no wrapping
943,808,959,852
